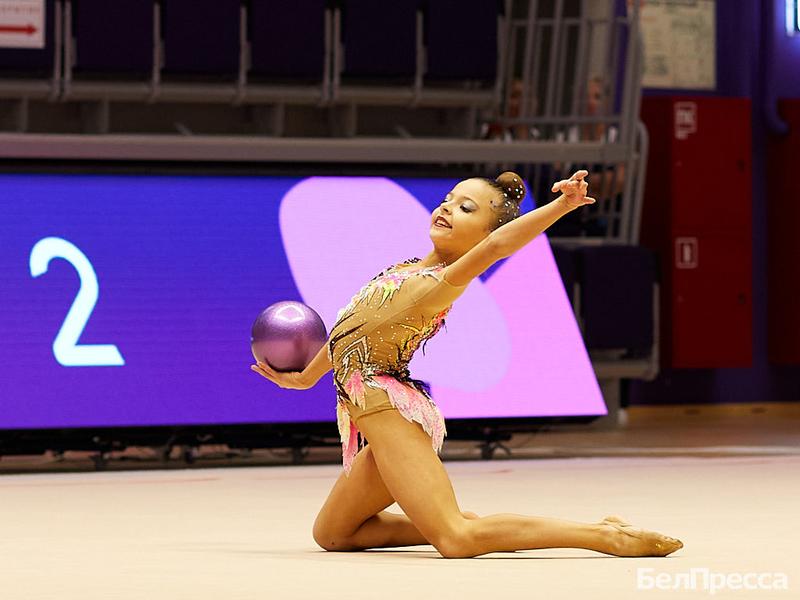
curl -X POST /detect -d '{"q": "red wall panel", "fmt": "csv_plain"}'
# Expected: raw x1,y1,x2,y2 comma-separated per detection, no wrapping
640,96,753,368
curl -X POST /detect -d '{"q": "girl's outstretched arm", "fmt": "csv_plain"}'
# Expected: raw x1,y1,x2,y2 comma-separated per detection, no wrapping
442,170,594,287
491,170,594,259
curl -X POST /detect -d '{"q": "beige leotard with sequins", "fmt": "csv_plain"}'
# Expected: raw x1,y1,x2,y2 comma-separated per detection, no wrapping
327,257,468,476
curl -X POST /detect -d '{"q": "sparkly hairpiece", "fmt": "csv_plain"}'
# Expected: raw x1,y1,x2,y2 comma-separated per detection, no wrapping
497,176,525,201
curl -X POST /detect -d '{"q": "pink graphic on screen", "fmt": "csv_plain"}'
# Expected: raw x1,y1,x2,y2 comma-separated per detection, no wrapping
280,177,606,418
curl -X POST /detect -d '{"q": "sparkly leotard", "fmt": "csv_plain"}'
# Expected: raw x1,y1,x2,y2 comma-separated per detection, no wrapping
328,257,469,476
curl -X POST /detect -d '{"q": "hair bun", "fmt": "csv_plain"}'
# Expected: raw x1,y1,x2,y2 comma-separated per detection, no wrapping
495,171,526,203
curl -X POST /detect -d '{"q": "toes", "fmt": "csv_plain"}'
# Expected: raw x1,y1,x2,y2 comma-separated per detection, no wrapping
656,535,684,555
602,515,631,526
600,517,683,556
669,537,684,549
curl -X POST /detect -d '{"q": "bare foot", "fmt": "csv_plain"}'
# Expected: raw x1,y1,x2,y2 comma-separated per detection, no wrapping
600,515,631,527
600,515,683,557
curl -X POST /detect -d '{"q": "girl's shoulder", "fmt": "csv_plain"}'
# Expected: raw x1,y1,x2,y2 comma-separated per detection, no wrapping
397,264,469,312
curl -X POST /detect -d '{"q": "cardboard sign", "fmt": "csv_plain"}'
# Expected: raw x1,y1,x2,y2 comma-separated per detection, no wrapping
0,0,44,49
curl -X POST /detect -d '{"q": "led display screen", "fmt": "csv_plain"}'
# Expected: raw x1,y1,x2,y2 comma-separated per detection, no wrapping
0,174,605,430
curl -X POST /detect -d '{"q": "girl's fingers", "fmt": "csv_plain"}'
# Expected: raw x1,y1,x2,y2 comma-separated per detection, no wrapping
251,364,276,382
252,363,303,390
555,180,575,192
553,170,591,192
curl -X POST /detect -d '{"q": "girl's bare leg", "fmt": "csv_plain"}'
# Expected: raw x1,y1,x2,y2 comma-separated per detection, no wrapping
354,410,684,559
312,442,479,551
452,512,682,558
342,508,480,551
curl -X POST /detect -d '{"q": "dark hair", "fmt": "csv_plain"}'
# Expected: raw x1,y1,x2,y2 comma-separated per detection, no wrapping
478,171,526,232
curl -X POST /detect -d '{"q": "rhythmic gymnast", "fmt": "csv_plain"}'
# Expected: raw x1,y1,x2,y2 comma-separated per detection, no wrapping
251,170,684,558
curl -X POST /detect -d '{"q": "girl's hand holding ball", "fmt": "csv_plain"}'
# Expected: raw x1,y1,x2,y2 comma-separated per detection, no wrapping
250,361,312,390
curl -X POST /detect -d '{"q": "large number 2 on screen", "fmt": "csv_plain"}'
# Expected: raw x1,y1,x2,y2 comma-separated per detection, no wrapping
29,237,125,367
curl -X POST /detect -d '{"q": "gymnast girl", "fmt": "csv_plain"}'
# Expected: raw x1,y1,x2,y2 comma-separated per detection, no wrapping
251,170,683,559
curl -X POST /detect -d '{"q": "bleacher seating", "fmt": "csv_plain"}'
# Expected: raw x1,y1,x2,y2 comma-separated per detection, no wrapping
339,0,418,81
71,0,154,77
423,0,499,83
249,0,328,81
161,0,241,77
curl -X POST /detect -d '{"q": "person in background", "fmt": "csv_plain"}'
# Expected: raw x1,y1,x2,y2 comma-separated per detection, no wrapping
550,75,626,237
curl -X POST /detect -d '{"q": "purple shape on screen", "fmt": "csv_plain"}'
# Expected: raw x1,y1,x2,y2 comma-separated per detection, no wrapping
430,235,606,418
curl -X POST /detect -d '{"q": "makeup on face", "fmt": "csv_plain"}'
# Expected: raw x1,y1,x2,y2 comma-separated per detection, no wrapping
436,193,478,219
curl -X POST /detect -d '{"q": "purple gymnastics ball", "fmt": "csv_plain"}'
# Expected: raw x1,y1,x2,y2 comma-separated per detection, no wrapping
250,301,328,372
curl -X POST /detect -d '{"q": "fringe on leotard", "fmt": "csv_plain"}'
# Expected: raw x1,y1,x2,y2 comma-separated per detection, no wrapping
337,367,447,477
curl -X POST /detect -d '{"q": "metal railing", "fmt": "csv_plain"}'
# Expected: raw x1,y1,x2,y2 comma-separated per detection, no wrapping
492,0,646,244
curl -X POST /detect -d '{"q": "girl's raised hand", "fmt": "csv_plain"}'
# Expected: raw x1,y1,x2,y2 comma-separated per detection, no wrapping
551,169,596,210
250,360,312,390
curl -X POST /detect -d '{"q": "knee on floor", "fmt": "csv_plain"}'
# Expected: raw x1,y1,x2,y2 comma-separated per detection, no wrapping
313,530,358,552
431,523,476,559
312,521,357,552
